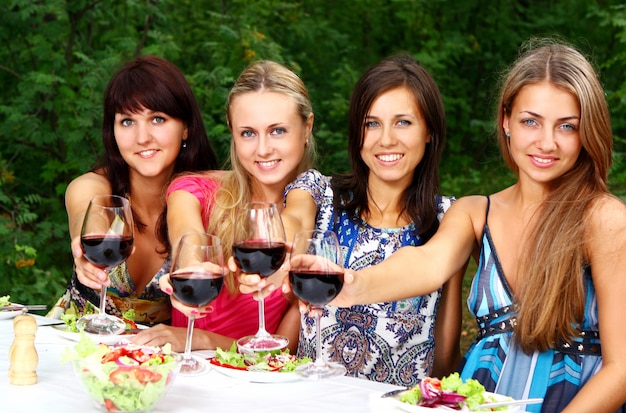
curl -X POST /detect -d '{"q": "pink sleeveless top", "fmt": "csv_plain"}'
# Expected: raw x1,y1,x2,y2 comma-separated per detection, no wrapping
166,175,289,337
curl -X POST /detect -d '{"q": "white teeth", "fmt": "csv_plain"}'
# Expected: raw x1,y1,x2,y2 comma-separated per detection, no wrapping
377,154,403,162
258,160,279,167
138,150,157,156
533,157,553,164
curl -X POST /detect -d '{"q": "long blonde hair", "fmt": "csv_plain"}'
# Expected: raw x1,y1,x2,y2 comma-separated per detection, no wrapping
496,39,612,352
209,60,316,294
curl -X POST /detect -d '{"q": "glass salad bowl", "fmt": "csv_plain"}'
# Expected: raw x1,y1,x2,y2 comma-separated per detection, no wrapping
67,339,181,412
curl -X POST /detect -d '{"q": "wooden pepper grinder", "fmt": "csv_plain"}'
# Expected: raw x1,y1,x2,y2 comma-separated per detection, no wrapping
8,313,38,385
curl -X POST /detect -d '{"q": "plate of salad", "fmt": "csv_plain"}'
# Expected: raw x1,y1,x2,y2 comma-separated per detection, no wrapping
54,308,147,345
0,295,25,320
389,374,519,412
208,343,312,383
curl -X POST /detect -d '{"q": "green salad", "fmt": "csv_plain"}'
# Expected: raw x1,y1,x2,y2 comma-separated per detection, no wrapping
62,334,179,412
0,295,10,307
213,342,311,372
400,373,511,411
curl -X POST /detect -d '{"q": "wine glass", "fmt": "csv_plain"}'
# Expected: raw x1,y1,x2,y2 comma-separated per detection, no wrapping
76,195,134,335
232,202,288,352
169,232,225,374
289,229,347,379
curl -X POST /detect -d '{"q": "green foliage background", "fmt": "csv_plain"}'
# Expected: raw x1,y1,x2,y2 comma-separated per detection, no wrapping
2,0,626,309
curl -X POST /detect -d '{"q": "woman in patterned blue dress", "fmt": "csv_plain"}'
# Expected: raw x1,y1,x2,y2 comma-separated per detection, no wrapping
315,39,626,412
243,54,465,386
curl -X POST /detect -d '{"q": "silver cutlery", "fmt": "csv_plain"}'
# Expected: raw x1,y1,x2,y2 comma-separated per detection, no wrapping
1,305,47,312
381,388,409,398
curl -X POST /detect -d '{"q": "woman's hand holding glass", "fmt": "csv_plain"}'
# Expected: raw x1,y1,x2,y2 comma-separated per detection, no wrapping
232,202,289,353
76,195,134,335
167,232,225,374
289,229,347,379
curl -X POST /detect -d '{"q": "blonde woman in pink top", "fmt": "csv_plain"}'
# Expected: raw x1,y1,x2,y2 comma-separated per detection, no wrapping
133,60,315,353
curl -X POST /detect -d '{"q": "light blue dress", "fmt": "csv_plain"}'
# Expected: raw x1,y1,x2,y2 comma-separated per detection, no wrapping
459,197,623,412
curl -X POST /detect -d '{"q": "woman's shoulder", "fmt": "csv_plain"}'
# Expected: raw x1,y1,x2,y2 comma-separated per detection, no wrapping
287,168,329,190
450,194,489,210
65,171,110,197
298,168,327,182
586,193,626,231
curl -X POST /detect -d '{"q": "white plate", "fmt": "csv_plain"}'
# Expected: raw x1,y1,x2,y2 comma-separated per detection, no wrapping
53,323,148,345
384,392,520,412
0,304,25,320
208,358,301,383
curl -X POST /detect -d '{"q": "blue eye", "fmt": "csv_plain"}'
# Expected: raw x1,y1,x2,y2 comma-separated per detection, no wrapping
364,121,379,128
271,127,287,135
522,118,538,126
121,119,133,127
397,119,411,126
241,130,255,138
153,116,165,124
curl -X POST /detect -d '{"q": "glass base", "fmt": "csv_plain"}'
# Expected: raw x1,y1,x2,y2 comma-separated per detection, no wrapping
237,334,289,353
296,361,347,380
179,354,208,376
77,313,126,335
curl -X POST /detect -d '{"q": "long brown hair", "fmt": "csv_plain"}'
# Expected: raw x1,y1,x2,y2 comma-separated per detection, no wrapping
209,60,315,293
101,56,218,250
332,53,446,240
497,39,612,352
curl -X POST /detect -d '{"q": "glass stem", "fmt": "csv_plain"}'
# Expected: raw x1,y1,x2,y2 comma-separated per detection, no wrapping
97,271,109,320
184,314,196,362
313,306,325,367
256,288,269,337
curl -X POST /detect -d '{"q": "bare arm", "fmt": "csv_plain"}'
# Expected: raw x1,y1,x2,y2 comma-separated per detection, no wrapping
133,323,245,352
65,172,113,289
331,196,481,306
166,189,206,254
133,304,300,353
431,263,465,378
561,196,626,412
282,188,318,242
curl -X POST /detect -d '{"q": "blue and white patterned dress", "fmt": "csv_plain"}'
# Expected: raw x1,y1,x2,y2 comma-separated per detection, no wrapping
459,196,625,413
287,169,454,386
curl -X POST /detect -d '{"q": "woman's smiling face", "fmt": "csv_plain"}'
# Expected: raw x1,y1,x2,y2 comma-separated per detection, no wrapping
360,86,430,190
114,107,187,180
230,91,311,192
503,81,582,185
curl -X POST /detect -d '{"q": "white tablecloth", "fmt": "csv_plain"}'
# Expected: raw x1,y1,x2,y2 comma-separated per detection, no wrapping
1,314,405,412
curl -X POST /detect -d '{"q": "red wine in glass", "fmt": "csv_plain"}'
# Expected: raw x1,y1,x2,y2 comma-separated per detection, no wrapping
76,195,134,335
170,232,224,375
288,270,344,306
81,235,134,268
290,229,347,379
234,202,289,353
171,272,224,306
232,240,286,277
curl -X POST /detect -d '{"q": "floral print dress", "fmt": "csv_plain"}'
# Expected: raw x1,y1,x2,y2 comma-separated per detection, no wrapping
287,169,454,386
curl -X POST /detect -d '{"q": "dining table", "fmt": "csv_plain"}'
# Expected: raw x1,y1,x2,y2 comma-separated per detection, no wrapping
1,313,409,412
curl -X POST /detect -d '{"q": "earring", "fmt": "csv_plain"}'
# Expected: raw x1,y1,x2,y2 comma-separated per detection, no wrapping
305,139,309,146
182,140,187,149
505,132,511,138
